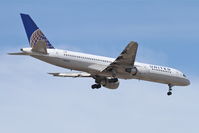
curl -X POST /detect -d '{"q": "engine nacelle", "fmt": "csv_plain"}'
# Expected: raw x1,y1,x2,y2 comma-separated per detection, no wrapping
101,78,120,89
125,67,137,75
125,66,147,77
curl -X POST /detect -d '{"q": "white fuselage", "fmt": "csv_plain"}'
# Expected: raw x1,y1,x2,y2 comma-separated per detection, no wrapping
22,48,190,86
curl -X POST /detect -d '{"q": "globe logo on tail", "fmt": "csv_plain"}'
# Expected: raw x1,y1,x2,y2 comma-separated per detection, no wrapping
30,29,54,49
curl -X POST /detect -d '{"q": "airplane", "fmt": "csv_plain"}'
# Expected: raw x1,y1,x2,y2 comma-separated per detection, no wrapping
9,13,190,96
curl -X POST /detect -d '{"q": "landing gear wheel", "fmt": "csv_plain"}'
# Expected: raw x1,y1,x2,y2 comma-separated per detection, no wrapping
91,84,96,89
167,92,172,96
96,84,101,89
91,84,101,89
167,84,173,96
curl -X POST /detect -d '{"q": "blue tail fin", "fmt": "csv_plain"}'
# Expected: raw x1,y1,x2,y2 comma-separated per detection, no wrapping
20,13,54,49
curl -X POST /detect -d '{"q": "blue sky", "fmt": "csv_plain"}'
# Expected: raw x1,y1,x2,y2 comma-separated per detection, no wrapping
0,0,199,133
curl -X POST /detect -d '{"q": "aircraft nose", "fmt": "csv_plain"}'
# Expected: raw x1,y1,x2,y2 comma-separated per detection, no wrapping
184,78,190,86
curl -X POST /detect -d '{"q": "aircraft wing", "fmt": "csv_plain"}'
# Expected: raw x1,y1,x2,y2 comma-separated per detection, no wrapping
102,41,138,75
48,72,92,78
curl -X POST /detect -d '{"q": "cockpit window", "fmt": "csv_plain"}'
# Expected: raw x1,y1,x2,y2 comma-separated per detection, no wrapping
183,74,186,77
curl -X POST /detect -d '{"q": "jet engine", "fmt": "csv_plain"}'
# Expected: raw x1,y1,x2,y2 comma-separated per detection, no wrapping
125,66,148,77
125,67,137,75
101,78,120,89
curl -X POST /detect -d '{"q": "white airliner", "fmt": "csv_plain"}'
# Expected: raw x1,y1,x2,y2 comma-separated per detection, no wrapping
9,14,190,96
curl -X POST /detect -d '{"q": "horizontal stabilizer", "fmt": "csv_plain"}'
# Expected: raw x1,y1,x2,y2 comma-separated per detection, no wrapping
48,72,91,78
8,52,29,55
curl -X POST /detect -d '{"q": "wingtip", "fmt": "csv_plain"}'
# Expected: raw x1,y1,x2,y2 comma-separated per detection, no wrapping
20,13,29,17
130,41,138,44
128,41,138,47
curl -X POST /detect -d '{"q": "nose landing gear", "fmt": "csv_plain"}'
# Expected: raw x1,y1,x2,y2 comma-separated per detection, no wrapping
167,91,172,96
167,84,173,96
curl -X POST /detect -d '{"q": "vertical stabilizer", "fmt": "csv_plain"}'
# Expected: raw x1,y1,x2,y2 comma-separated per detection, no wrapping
20,13,54,49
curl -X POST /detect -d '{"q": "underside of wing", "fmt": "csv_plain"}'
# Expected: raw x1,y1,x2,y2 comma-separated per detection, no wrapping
48,72,92,78
102,41,138,75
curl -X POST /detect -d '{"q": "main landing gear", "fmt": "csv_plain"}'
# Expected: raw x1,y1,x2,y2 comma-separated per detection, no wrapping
91,84,101,89
167,84,173,96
